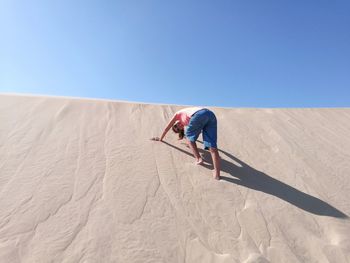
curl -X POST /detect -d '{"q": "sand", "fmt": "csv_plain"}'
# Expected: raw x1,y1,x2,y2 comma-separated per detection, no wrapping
0,94,349,263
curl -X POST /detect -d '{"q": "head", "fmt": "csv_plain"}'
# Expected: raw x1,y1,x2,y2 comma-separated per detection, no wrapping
172,121,185,140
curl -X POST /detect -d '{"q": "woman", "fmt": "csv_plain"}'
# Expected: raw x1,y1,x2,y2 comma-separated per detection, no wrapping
152,107,220,180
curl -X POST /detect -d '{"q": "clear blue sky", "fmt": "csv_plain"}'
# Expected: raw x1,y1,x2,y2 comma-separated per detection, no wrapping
1,0,349,107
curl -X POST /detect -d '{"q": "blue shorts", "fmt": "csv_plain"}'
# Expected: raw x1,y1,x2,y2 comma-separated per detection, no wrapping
185,109,217,149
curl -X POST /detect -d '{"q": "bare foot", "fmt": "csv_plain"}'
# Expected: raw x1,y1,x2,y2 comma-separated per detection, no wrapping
195,158,203,165
213,171,220,180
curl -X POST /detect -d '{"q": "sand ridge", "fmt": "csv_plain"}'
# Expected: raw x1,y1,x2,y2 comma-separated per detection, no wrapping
0,94,349,262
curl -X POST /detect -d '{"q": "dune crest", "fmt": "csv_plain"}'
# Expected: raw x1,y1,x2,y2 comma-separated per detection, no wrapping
0,95,349,262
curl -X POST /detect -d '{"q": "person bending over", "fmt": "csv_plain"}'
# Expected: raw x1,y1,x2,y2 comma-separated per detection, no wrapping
152,107,220,180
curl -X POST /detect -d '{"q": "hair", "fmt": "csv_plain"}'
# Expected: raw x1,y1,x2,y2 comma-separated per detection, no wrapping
172,122,185,140
178,128,185,140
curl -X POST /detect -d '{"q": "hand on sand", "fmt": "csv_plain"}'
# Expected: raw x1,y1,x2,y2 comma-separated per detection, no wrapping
150,137,161,141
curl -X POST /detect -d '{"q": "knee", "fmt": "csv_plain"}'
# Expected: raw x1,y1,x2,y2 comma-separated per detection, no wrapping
209,147,218,154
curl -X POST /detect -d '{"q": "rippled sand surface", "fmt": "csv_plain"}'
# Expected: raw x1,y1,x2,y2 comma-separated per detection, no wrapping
1,94,349,262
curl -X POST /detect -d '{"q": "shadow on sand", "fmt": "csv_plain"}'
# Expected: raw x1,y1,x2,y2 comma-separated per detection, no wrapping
162,141,348,219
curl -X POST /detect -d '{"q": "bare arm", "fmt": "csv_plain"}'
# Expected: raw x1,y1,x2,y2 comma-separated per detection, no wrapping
159,114,177,141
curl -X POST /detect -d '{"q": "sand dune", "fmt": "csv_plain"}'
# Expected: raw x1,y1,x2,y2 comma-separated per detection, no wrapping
0,94,349,262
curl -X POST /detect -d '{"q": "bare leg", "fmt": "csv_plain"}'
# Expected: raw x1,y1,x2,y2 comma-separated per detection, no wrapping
188,140,203,165
209,148,220,180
